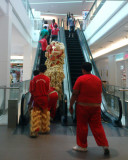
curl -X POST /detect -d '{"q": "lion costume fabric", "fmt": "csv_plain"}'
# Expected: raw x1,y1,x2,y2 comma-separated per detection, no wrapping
30,41,65,137
45,41,65,99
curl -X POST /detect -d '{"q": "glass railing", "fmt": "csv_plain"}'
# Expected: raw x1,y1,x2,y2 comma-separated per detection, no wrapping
11,80,30,94
31,32,42,79
21,0,34,25
77,28,122,126
83,0,106,30
104,84,128,125
0,87,20,116
0,79,30,117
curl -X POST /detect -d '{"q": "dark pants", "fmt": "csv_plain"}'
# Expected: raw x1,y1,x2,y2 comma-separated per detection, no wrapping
40,50,47,67
52,35,58,41
69,26,75,33
47,29,51,44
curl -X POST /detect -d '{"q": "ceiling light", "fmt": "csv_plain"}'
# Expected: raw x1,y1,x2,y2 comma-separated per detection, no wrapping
41,12,66,16
93,38,128,59
11,56,24,60
30,1,82,5
41,12,81,16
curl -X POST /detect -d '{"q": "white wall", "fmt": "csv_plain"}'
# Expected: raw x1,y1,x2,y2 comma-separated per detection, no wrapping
0,0,7,15
0,0,38,83
95,56,117,85
84,0,127,45
95,58,108,82
10,0,33,37
23,44,32,81
0,3,12,87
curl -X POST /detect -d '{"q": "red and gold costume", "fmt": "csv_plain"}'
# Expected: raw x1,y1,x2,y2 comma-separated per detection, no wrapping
30,74,50,137
45,41,65,98
73,74,109,148
48,87,58,119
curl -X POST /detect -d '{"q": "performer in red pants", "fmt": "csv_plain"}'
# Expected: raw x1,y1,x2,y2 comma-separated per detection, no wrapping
69,62,109,155
29,65,50,137
48,87,58,120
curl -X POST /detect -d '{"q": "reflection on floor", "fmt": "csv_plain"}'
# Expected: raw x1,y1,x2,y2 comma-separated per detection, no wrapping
0,122,128,160
0,113,8,125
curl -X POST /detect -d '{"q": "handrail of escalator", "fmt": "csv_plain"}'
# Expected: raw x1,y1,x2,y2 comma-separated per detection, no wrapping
58,27,72,97
101,92,122,126
58,26,72,124
77,28,101,79
77,28,122,127
84,0,106,29
19,92,30,125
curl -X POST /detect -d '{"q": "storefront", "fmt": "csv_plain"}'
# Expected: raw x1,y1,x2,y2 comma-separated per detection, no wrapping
10,59,23,84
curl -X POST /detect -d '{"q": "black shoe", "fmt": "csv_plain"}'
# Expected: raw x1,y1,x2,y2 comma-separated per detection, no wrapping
104,148,110,156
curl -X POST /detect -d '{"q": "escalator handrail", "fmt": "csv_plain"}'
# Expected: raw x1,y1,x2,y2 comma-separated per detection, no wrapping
77,28,101,79
58,27,72,98
104,92,122,123
77,28,122,126
20,91,30,125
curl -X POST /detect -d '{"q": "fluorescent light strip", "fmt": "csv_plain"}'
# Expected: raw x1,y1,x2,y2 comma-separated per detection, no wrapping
30,1,82,5
93,38,128,59
41,12,66,16
11,56,24,60
41,12,81,16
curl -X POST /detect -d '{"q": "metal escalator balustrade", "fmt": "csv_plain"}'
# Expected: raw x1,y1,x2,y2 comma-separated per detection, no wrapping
77,28,122,127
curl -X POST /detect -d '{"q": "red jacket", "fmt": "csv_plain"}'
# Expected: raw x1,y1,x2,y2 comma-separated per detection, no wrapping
50,22,58,29
39,38,47,51
51,28,59,35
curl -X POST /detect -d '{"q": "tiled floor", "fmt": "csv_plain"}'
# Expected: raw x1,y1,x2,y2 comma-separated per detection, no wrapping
0,122,128,160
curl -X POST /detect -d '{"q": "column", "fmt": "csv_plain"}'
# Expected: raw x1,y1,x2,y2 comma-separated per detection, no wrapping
0,3,12,87
23,44,32,81
108,55,116,85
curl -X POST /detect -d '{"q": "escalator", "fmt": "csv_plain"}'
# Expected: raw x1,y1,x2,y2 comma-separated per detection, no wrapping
59,27,122,127
65,30,85,88
19,26,122,128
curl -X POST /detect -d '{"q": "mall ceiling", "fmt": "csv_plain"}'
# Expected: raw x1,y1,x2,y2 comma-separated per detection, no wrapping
29,0,94,18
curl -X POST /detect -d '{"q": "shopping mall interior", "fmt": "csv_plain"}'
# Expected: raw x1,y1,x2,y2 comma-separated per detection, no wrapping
0,0,128,159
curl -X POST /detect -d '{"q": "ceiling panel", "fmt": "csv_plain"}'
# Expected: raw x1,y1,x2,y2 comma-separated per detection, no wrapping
29,0,93,17
90,17,128,55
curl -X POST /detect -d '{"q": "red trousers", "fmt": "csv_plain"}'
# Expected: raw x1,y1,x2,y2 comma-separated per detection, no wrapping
76,105,109,148
48,92,58,118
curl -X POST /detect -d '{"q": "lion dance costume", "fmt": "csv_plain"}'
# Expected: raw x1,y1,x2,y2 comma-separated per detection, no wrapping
30,74,50,137
30,41,65,137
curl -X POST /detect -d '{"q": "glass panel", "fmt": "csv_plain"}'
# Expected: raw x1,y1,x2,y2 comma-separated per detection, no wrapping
84,0,106,29
9,88,20,100
0,89,5,115
21,0,34,26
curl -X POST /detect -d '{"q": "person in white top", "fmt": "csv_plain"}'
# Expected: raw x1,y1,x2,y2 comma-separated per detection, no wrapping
43,21,49,31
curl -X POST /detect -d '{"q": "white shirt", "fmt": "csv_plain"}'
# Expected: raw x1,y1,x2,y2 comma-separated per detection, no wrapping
43,24,49,30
